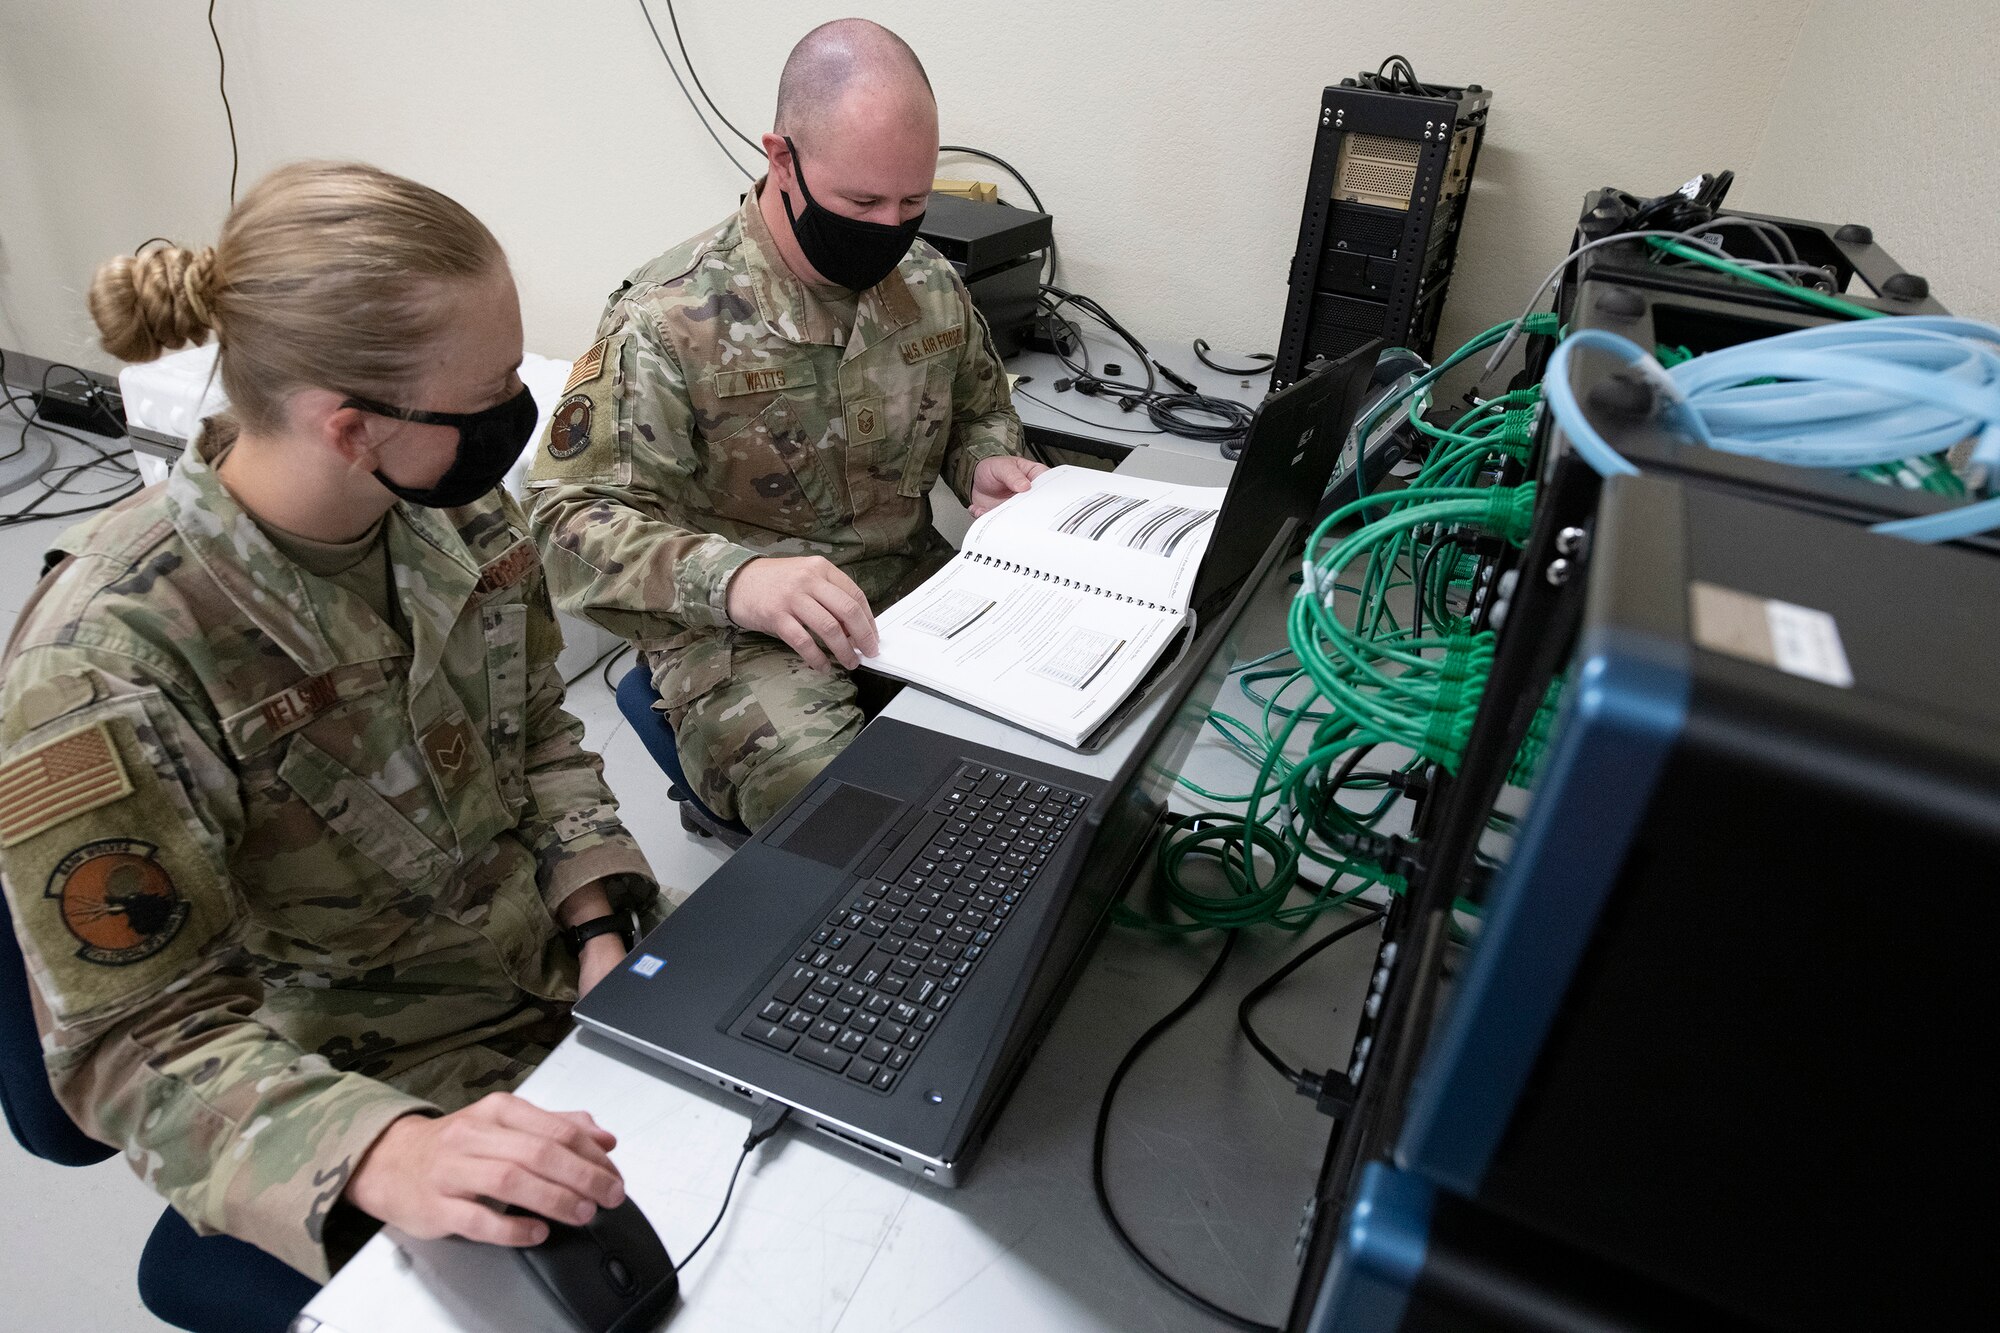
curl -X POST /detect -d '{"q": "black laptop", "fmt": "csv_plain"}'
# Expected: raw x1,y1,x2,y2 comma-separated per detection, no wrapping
574,345,1379,1183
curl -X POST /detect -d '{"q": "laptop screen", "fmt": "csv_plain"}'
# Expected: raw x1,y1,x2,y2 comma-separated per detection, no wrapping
1188,340,1383,618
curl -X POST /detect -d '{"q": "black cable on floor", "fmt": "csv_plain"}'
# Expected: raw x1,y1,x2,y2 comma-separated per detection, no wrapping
1238,908,1384,1086
1091,931,1279,1333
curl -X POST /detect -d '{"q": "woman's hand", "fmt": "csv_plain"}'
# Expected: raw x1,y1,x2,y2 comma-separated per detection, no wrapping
345,1095,624,1245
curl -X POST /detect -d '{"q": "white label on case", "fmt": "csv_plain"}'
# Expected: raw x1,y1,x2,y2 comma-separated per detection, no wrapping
1763,600,1854,688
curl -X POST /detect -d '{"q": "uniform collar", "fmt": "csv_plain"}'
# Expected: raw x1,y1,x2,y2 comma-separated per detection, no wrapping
739,182,922,357
166,424,479,694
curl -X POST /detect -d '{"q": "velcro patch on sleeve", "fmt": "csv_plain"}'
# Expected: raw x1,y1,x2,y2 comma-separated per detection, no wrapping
562,337,611,394
0,722,133,848
529,335,627,486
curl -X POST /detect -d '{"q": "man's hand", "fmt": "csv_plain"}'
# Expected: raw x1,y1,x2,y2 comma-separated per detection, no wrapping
725,555,878,672
345,1095,625,1246
970,455,1048,517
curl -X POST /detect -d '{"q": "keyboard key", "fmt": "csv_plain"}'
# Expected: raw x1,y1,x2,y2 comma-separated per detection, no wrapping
840,982,868,1006
877,1021,906,1044
860,920,886,938
918,925,946,944
852,1012,878,1033
861,881,887,899
873,1069,899,1092
835,1030,866,1054
783,1009,814,1033
797,1040,850,1074
911,978,937,1006
942,974,963,993
863,1037,893,1064
892,1000,921,1025
864,994,891,1015
953,959,973,976
906,942,934,961
811,1018,841,1043
811,950,834,969
890,921,917,939
922,959,950,977
916,1010,938,1031
812,926,832,945
890,958,920,977
848,1060,880,1084
888,1048,912,1070
746,1022,797,1052
937,943,963,961
974,930,993,946
774,967,816,1005
927,992,953,1015
826,1003,855,1026
975,772,1003,798
880,975,907,996
799,993,828,1015
759,1000,789,1022
901,1029,924,1049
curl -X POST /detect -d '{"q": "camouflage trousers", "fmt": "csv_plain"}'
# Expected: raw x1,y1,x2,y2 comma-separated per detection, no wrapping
652,635,889,831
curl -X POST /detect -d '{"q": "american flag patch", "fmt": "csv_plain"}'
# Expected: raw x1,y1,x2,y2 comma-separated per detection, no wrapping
0,722,134,848
562,338,610,394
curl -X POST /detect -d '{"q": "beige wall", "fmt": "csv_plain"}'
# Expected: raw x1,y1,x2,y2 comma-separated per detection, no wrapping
11,0,1973,382
1738,0,2000,321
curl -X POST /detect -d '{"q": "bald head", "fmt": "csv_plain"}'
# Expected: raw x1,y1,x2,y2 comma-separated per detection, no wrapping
774,19,936,144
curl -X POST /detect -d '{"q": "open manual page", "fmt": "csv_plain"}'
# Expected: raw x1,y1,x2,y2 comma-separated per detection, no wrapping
861,466,1228,747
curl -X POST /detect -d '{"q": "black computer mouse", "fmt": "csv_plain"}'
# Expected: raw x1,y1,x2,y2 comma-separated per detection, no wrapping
511,1197,679,1332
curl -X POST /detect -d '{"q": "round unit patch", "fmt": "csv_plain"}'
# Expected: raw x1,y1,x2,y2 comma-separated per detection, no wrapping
44,838,188,966
547,393,595,460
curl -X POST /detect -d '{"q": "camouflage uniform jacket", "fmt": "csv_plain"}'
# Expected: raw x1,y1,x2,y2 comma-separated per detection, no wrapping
526,187,1024,705
0,428,660,1280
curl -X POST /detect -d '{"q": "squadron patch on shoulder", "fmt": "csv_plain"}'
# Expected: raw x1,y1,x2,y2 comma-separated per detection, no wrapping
0,722,134,848
547,393,595,460
43,838,188,966
562,338,611,394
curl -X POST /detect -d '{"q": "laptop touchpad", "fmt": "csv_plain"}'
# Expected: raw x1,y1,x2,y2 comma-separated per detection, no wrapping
771,781,901,869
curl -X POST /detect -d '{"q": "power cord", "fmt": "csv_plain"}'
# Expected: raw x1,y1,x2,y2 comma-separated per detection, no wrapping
1237,908,1384,1114
1042,286,1258,454
1192,338,1275,377
675,1100,790,1273
1091,931,1279,1333
636,0,755,180
206,0,238,205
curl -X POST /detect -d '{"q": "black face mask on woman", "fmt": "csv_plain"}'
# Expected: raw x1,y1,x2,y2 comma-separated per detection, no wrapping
779,136,926,293
344,383,539,509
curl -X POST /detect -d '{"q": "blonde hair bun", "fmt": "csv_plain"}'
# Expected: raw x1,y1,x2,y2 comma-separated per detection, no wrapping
87,244,220,363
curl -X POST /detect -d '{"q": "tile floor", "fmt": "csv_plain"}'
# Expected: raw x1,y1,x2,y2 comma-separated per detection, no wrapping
0,426,752,1329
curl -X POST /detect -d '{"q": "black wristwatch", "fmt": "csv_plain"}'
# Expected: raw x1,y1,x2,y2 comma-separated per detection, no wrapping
562,912,636,956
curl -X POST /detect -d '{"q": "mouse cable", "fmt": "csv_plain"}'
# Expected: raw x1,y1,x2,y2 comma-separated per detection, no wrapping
1091,930,1280,1333
675,1100,790,1273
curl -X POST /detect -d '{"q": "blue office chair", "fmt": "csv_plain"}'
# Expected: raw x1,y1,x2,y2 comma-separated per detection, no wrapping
614,664,753,849
0,897,320,1332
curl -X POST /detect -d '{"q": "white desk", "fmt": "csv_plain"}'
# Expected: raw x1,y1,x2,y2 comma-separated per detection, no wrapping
301,449,1376,1333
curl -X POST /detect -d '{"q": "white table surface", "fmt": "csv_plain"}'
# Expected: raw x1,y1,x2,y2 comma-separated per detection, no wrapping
301,442,1376,1333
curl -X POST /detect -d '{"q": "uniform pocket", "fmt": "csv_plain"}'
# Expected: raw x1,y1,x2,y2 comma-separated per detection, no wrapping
272,736,455,947
650,636,733,721
696,388,832,536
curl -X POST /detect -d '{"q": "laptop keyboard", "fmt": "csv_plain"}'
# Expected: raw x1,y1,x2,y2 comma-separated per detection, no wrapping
737,763,1090,1094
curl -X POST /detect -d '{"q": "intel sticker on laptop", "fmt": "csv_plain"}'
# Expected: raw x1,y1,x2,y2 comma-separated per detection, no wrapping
629,954,665,979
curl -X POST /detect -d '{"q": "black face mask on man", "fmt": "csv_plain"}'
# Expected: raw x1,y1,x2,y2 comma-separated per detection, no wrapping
345,383,538,509
778,136,925,293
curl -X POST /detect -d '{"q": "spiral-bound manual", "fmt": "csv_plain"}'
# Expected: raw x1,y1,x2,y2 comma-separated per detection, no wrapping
862,465,1228,748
